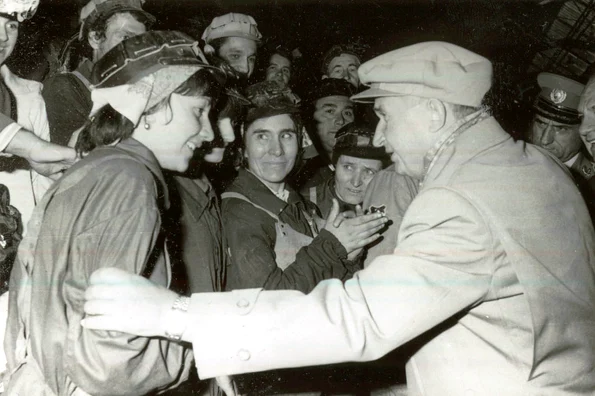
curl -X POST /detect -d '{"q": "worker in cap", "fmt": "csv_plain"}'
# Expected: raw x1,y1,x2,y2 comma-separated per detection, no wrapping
0,0,76,235
81,42,595,396
0,0,77,379
291,78,356,189
303,122,387,219
202,12,262,78
321,43,363,88
42,0,155,147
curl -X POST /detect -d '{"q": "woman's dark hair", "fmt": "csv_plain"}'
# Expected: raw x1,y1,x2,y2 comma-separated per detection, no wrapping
76,68,222,155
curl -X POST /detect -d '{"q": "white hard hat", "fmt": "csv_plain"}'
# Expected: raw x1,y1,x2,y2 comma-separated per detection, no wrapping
201,12,262,44
0,0,39,22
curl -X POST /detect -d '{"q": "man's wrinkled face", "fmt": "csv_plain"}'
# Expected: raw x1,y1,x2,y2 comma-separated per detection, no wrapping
325,53,361,88
579,77,595,158
313,95,355,156
90,12,147,62
265,54,291,89
0,16,18,66
530,114,582,162
373,96,434,179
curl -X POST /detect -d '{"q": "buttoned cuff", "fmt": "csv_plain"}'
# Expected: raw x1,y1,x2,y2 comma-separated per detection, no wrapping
188,288,263,379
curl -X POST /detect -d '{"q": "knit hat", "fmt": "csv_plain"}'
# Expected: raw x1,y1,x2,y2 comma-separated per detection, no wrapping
332,122,387,164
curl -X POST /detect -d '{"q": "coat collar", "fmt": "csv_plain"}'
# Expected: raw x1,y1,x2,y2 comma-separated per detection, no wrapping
421,115,511,189
228,169,305,216
100,138,170,208
322,176,356,213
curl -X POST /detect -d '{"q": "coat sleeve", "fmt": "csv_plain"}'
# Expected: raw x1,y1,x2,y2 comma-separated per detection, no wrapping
224,199,349,294
63,206,193,396
42,74,90,146
190,188,496,379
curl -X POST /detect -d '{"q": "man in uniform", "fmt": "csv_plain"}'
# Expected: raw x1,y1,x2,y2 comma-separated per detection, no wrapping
530,72,595,218
83,42,595,395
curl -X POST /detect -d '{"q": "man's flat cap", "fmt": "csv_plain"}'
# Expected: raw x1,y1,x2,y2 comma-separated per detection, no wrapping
352,41,492,107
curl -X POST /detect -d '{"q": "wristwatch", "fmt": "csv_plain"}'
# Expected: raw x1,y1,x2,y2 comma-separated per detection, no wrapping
164,295,189,341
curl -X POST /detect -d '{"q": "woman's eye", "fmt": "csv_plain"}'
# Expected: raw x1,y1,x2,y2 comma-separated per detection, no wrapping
7,22,18,31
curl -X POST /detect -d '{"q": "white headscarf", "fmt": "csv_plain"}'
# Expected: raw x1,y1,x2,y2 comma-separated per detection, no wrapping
90,65,202,127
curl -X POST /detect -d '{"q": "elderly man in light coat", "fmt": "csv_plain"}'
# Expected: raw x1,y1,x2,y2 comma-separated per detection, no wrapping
82,42,595,396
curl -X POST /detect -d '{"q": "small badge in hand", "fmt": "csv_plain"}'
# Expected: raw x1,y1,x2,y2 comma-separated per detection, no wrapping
368,204,386,215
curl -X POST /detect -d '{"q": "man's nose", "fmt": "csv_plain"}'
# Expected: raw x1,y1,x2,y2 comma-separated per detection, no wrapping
373,125,385,147
540,124,555,146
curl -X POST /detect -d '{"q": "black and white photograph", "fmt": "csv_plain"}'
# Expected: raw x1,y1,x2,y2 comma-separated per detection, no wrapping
0,0,593,394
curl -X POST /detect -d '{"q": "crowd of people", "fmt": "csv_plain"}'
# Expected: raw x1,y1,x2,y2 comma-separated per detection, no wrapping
0,0,593,395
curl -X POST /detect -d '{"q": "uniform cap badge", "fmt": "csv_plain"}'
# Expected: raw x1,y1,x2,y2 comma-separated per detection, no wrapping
550,88,567,105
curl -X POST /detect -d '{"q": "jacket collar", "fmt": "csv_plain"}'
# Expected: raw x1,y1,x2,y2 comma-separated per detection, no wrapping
229,169,304,216
421,114,511,189
76,58,94,81
570,151,595,181
323,176,356,212
108,138,170,208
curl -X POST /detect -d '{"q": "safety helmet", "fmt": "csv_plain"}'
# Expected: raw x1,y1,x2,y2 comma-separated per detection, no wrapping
0,0,39,22
79,0,155,40
91,30,223,88
201,12,262,45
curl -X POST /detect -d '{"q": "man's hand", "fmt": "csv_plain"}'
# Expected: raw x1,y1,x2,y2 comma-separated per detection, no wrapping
324,199,388,254
5,129,77,177
82,268,179,338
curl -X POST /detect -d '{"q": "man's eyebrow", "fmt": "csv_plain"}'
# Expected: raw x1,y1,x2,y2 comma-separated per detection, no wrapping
322,103,338,109
251,128,271,134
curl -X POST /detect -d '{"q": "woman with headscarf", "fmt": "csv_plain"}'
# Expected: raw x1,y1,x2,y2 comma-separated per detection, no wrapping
4,31,223,396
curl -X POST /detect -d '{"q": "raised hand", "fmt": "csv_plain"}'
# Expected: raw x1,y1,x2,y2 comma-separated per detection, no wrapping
5,129,77,177
324,199,387,254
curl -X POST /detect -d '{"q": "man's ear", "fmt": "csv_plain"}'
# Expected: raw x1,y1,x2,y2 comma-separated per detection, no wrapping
427,98,447,133
88,31,102,51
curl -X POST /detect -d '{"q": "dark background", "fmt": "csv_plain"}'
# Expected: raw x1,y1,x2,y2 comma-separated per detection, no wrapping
8,0,570,138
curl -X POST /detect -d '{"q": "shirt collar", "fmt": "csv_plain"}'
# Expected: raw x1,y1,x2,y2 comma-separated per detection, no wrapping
565,152,580,168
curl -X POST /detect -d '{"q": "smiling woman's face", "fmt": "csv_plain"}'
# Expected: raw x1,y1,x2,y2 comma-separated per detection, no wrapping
244,113,298,191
